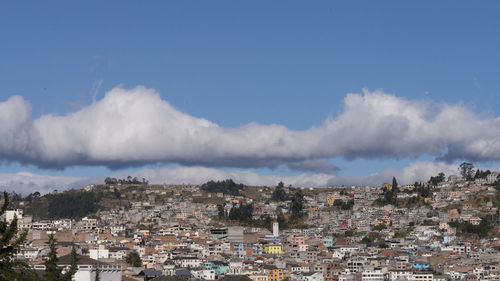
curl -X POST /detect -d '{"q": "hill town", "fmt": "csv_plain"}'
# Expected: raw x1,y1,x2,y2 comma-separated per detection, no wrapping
1,163,500,281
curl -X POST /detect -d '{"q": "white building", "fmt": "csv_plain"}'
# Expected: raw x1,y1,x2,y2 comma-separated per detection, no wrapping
4,209,23,223
173,256,201,268
191,269,216,280
362,269,386,281
34,255,122,281
273,222,279,237
89,247,109,260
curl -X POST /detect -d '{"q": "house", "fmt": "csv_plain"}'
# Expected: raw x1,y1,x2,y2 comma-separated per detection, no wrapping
411,274,433,281
303,272,324,281
191,268,216,280
137,269,162,281
267,267,285,281
263,244,283,255
33,255,122,281
173,256,201,268
362,269,386,281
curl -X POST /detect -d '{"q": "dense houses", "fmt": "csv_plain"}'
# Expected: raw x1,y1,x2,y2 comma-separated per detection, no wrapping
2,174,500,281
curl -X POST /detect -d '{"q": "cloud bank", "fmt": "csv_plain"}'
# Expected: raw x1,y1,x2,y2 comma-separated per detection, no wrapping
1,86,500,171
0,172,87,195
0,161,463,195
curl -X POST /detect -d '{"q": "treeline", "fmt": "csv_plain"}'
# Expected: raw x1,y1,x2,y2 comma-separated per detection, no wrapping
45,190,100,219
201,179,244,196
7,189,102,220
104,176,148,185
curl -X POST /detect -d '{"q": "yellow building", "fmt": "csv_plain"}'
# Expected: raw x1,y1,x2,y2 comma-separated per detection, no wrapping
249,274,268,281
267,268,284,281
263,244,283,255
375,218,391,227
327,193,340,206
412,274,433,281
382,183,392,189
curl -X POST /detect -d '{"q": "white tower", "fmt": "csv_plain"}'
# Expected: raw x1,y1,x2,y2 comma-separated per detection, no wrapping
273,222,279,237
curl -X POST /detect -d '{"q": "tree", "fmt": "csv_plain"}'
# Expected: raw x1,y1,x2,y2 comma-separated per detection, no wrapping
126,251,142,267
217,204,225,219
201,179,244,195
474,169,491,180
43,234,77,281
104,177,112,184
272,182,287,202
392,177,399,193
228,203,253,222
47,190,98,219
0,192,33,281
44,234,61,280
277,212,287,228
290,189,305,218
64,245,79,281
429,172,445,186
94,264,100,281
459,162,474,181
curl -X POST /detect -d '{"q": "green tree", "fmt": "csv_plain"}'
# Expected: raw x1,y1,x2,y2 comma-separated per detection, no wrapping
94,264,100,281
0,192,34,281
43,235,78,281
277,212,287,229
459,162,474,181
126,251,142,267
201,179,244,195
392,177,399,193
43,234,61,281
64,245,79,281
290,189,305,218
272,182,287,201
429,172,446,186
228,203,253,222
217,204,225,219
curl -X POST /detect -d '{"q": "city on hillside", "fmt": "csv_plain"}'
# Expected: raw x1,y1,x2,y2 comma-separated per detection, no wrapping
2,163,500,281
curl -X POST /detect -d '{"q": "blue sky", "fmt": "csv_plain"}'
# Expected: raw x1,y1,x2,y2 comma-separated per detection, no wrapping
1,1,500,192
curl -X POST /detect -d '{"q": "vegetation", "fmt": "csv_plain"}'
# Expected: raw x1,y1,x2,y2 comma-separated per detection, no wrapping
126,251,142,267
289,189,305,218
374,176,400,205
493,180,500,208
227,203,254,222
46,190,99,219
429,172,445,186
474,169,491,180
0,192,33,281
415,183,432,198
372,225,387,231
459,162,474,181
94,265,100,281
448,216,495,238
271,182,287,201
332,199,355,210
201,179,244,196
43,234,79,281
104,176,148,185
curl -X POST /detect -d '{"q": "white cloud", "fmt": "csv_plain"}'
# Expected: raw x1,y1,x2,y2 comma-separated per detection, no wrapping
328,161,459,187
0,172,88,195
0,161,466,195
1,86,500,170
